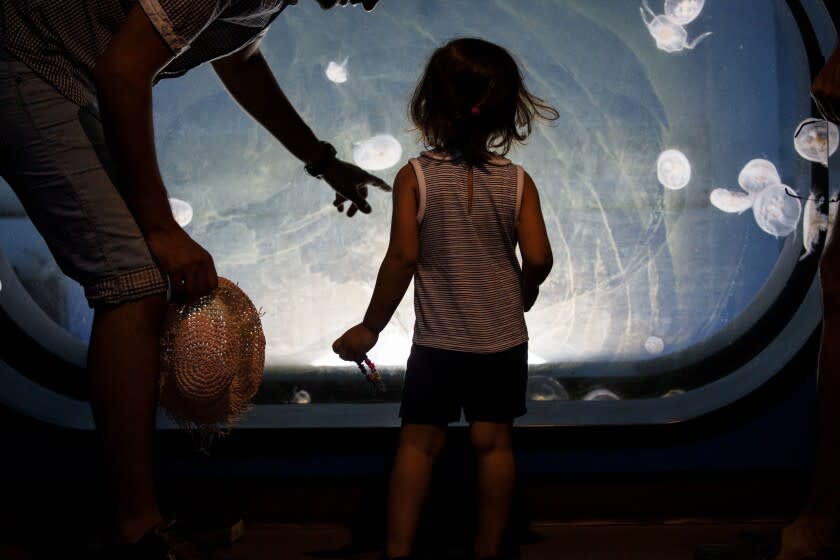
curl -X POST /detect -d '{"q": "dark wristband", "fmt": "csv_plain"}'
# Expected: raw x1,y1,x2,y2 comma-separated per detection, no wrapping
304,141,338,179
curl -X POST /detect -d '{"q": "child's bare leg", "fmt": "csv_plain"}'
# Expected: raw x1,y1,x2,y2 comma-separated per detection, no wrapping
471,421,515,559
88,293,167,543
386,423,447,558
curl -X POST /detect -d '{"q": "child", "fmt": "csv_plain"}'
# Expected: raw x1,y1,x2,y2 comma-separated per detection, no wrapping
332,37,556,560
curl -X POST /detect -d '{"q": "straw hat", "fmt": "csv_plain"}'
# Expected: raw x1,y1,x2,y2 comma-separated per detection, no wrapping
159,277,265,432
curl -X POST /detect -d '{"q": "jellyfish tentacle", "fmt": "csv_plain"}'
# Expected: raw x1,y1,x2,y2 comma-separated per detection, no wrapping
641,0,657,18
685,31,712,50
640,6,653,26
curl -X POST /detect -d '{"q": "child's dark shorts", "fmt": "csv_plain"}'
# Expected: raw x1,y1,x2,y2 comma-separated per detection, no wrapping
399,342,528,425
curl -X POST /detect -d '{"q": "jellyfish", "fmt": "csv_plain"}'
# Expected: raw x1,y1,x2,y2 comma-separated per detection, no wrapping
292,389,311,405
656,149,691,190
664,0,705,25
710,188,754,214
800,196,837,259
641,0,712,53
801,197,827,259
737,159,781,194
326,57,349,84
168,197,193,227
794,118,839,166
526,376,570,401
644,336,665,355
583,388,621,401
352,134,403,171
752,184,802,237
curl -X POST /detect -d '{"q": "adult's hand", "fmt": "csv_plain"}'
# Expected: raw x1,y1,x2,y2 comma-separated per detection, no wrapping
145,225,218,301
322,159,392,217
812,44,840,124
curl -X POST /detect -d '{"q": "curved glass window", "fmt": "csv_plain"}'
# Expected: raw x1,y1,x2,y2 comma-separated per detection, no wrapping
0,0,835,428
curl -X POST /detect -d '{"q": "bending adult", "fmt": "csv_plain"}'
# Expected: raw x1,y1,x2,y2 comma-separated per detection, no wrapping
775,35,840,560
696,35,840,560
0,0,385,557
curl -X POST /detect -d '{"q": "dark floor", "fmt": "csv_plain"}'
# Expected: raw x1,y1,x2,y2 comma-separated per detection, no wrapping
0,518,786,560
236,519,784,560
0,468,807,559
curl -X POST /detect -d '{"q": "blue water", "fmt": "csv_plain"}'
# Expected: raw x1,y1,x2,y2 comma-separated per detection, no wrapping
0,0,817,373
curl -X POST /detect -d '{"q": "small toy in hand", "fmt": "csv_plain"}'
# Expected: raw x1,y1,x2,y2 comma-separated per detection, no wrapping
358,357,386,393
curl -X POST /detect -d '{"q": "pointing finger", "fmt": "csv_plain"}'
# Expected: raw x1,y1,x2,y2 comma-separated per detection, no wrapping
367,175,392,192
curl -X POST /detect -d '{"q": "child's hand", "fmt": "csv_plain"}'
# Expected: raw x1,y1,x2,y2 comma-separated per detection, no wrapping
523,284,539,312
332,323,379,363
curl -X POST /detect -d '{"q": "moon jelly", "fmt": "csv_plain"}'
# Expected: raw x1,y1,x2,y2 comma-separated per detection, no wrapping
352,134,403,171
801,197,826,259
710,188,754,214
644,336,665,354
583,388,621,401
794,118,839,166
526,376,570,401
664,0,705,25
737,159,781,194
326,57,349,84
169,197,193,227
752,184,802,237
641,0,712,53
657,149,691,190
292,389,311,404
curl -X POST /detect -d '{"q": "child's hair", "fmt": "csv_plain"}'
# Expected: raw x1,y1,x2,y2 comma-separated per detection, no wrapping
410,37,559,166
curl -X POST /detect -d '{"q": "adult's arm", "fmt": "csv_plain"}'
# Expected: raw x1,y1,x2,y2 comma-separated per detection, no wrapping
813,36,840,310
213,41,391,217
91,4,217,300
812,37,840,125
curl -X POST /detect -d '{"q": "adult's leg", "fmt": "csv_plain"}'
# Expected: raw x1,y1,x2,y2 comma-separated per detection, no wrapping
470,421,515,559
89,294,168,543
386,423,447,558
0,50,170,544
777,231,840,559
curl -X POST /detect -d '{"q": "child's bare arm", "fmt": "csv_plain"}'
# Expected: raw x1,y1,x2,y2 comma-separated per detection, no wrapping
333,164,419,362
517,171,553,311
363,164,420,331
